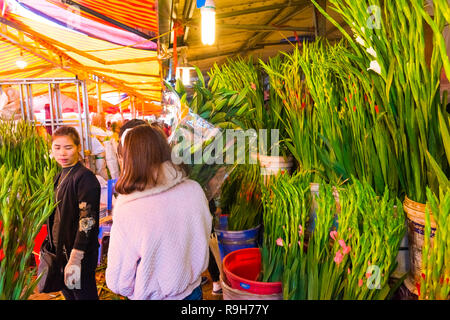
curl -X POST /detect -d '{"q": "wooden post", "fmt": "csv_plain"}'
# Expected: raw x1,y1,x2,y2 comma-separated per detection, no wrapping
313,0,327,38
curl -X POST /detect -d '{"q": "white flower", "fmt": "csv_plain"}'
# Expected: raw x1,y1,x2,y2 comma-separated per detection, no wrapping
355,36,366,47
367,60,382,75
361,26,365,34
366,47,377,58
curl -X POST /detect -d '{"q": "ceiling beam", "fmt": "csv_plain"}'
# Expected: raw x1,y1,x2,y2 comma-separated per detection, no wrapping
219,24,314,32
239,1,312,56
0,64,54,76
189,1,308,22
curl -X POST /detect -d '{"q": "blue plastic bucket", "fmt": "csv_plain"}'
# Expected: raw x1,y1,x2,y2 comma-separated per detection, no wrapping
214,215,261,261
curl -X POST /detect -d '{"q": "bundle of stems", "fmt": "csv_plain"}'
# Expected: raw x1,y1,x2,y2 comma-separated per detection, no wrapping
222,163,263,231
0,119,57,300
208,56,290,156
261,49,322,182
260,171,312,285
261,172,405,299
294,38,401,197
419,187,450,300
312,0,448,203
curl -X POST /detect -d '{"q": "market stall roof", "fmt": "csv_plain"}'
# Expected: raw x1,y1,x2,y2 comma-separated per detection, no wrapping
160,0,348,74
0,0,163,115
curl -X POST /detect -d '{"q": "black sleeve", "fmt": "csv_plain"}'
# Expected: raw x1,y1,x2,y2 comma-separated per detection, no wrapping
73,171,100,252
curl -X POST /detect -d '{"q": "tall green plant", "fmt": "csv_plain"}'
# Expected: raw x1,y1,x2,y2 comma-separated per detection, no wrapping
420,187,450,300
0,119,57,300
261,173,405,299
261,49,322,182
311,0,448,203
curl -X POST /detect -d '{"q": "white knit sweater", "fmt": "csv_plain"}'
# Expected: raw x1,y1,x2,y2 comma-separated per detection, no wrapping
105,163,212,300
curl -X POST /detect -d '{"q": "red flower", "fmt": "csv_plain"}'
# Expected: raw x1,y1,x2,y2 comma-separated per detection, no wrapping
250,83,257,90
416,282,421,297
374,105,379,114
301,102,306,109
364,94,368,101
0,249,4,261
421,273,426,280
344,97,348,103
353,106,357,112
349,94,353,100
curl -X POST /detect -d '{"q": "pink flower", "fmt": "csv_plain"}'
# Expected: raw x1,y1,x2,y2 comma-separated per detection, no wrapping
343,245,351,255
358,279,364,287
338,239,346,248
334,250,344,265
347,268,351,274
250,83,257,90
366,272,372,279
298,241,302,247
330,230,338,241
298,224,303,236
276,238,284,247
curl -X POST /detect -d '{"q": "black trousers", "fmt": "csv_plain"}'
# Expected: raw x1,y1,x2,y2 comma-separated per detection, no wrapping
208,248,220,282
208,199,220,282
61,250,98,300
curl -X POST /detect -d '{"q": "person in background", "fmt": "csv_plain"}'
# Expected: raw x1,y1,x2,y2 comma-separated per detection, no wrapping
47,126,100,300
0,85,21,121
117,119,148,160
106,125,211,300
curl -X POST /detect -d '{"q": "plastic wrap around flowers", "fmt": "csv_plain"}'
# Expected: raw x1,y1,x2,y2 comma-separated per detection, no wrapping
162,90,183,144
163,90,234,199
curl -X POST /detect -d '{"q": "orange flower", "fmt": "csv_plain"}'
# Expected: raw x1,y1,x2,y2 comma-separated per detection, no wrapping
374,105,379,114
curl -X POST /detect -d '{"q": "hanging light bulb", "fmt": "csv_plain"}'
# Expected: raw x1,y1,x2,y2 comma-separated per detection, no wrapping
201,0,215,45
16,50,28,69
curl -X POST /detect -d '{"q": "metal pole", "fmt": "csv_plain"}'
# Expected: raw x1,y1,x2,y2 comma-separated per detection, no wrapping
56,83,63,122
75,81,86,159
96,77,102,113
18,84,25,120
81,80,92,152
48,84,55,133
26,84,34,121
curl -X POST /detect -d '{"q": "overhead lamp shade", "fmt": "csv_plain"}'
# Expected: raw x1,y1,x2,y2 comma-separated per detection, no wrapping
201,0,215,45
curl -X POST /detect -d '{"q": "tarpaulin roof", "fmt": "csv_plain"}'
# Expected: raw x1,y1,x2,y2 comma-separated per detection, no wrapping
15,0,157,49
0,0,162,115
45,0,158,37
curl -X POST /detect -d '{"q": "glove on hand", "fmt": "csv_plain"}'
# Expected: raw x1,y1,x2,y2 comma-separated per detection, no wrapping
64,249,84,289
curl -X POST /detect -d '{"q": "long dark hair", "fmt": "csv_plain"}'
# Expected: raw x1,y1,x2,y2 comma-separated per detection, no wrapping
115,125,186,194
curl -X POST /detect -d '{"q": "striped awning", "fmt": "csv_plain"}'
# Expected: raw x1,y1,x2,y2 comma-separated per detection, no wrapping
0,1,162,115
45,0,159,36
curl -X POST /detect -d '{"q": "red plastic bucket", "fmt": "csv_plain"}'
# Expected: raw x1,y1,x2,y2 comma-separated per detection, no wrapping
223,247,282,295
33,225,48,267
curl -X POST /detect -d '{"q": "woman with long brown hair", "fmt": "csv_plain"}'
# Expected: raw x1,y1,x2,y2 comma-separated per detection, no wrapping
105,124,212,300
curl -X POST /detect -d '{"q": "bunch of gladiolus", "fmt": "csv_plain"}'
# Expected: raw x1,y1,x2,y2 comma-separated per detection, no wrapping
419,187,450,300
0,119,57,300
311,0,448,203
261,171,406,300
220,163,263,231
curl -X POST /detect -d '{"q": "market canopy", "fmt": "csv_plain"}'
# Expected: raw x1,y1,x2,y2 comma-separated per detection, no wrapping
0,0,162,115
